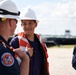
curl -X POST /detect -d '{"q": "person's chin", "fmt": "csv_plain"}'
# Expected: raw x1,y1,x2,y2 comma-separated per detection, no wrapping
26,32,31,35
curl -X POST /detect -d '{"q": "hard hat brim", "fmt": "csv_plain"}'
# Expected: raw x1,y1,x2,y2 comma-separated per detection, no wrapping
0,14,20,19
20,17,39,22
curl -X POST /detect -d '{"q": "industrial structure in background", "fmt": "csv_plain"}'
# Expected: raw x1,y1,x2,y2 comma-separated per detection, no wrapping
41,30,76,47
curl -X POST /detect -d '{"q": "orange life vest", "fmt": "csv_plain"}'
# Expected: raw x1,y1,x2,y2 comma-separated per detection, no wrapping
17,32,49,75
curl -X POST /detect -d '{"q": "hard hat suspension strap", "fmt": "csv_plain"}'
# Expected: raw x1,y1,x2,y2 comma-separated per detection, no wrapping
0,9,20,16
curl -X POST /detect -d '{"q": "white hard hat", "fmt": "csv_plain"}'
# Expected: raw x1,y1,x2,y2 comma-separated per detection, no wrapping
20,8,39,22
0,0,20,19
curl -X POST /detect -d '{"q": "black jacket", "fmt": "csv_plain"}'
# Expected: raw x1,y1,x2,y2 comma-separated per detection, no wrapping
72,45,76,70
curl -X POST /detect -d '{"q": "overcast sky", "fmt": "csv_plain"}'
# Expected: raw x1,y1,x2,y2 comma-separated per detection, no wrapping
13,0,76,35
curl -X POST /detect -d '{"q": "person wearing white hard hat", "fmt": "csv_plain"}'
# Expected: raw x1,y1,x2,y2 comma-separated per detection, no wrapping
10,8,49,75
0,0,30,75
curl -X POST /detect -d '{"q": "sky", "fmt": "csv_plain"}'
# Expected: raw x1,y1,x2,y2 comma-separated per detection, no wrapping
13,0,76,36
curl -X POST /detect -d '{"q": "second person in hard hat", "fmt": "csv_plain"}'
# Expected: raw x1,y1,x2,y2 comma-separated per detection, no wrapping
10,8,49,75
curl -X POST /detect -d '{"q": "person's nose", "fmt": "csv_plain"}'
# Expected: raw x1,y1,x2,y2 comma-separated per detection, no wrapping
26,24,30,28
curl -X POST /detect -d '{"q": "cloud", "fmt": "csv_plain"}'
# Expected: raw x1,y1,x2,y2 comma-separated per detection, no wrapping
15,0,76,35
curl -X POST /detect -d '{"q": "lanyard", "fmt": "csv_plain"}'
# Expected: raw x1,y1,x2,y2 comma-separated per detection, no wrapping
0,40,17,57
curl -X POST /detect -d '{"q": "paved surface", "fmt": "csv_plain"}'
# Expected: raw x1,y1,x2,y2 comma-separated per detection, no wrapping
47,47,76,75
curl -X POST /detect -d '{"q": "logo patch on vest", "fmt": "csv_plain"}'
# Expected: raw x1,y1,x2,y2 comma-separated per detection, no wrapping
1,53,14,67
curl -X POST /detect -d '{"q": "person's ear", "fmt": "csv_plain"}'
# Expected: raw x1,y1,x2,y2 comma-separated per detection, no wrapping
8,19,12,27
35,23,37,27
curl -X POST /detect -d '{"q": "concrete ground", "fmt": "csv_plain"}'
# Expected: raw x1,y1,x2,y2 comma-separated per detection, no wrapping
47,47,76,75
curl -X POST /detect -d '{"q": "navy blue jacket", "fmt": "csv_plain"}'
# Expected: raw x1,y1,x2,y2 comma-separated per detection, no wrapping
0,35,20,75
72,45,76,70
